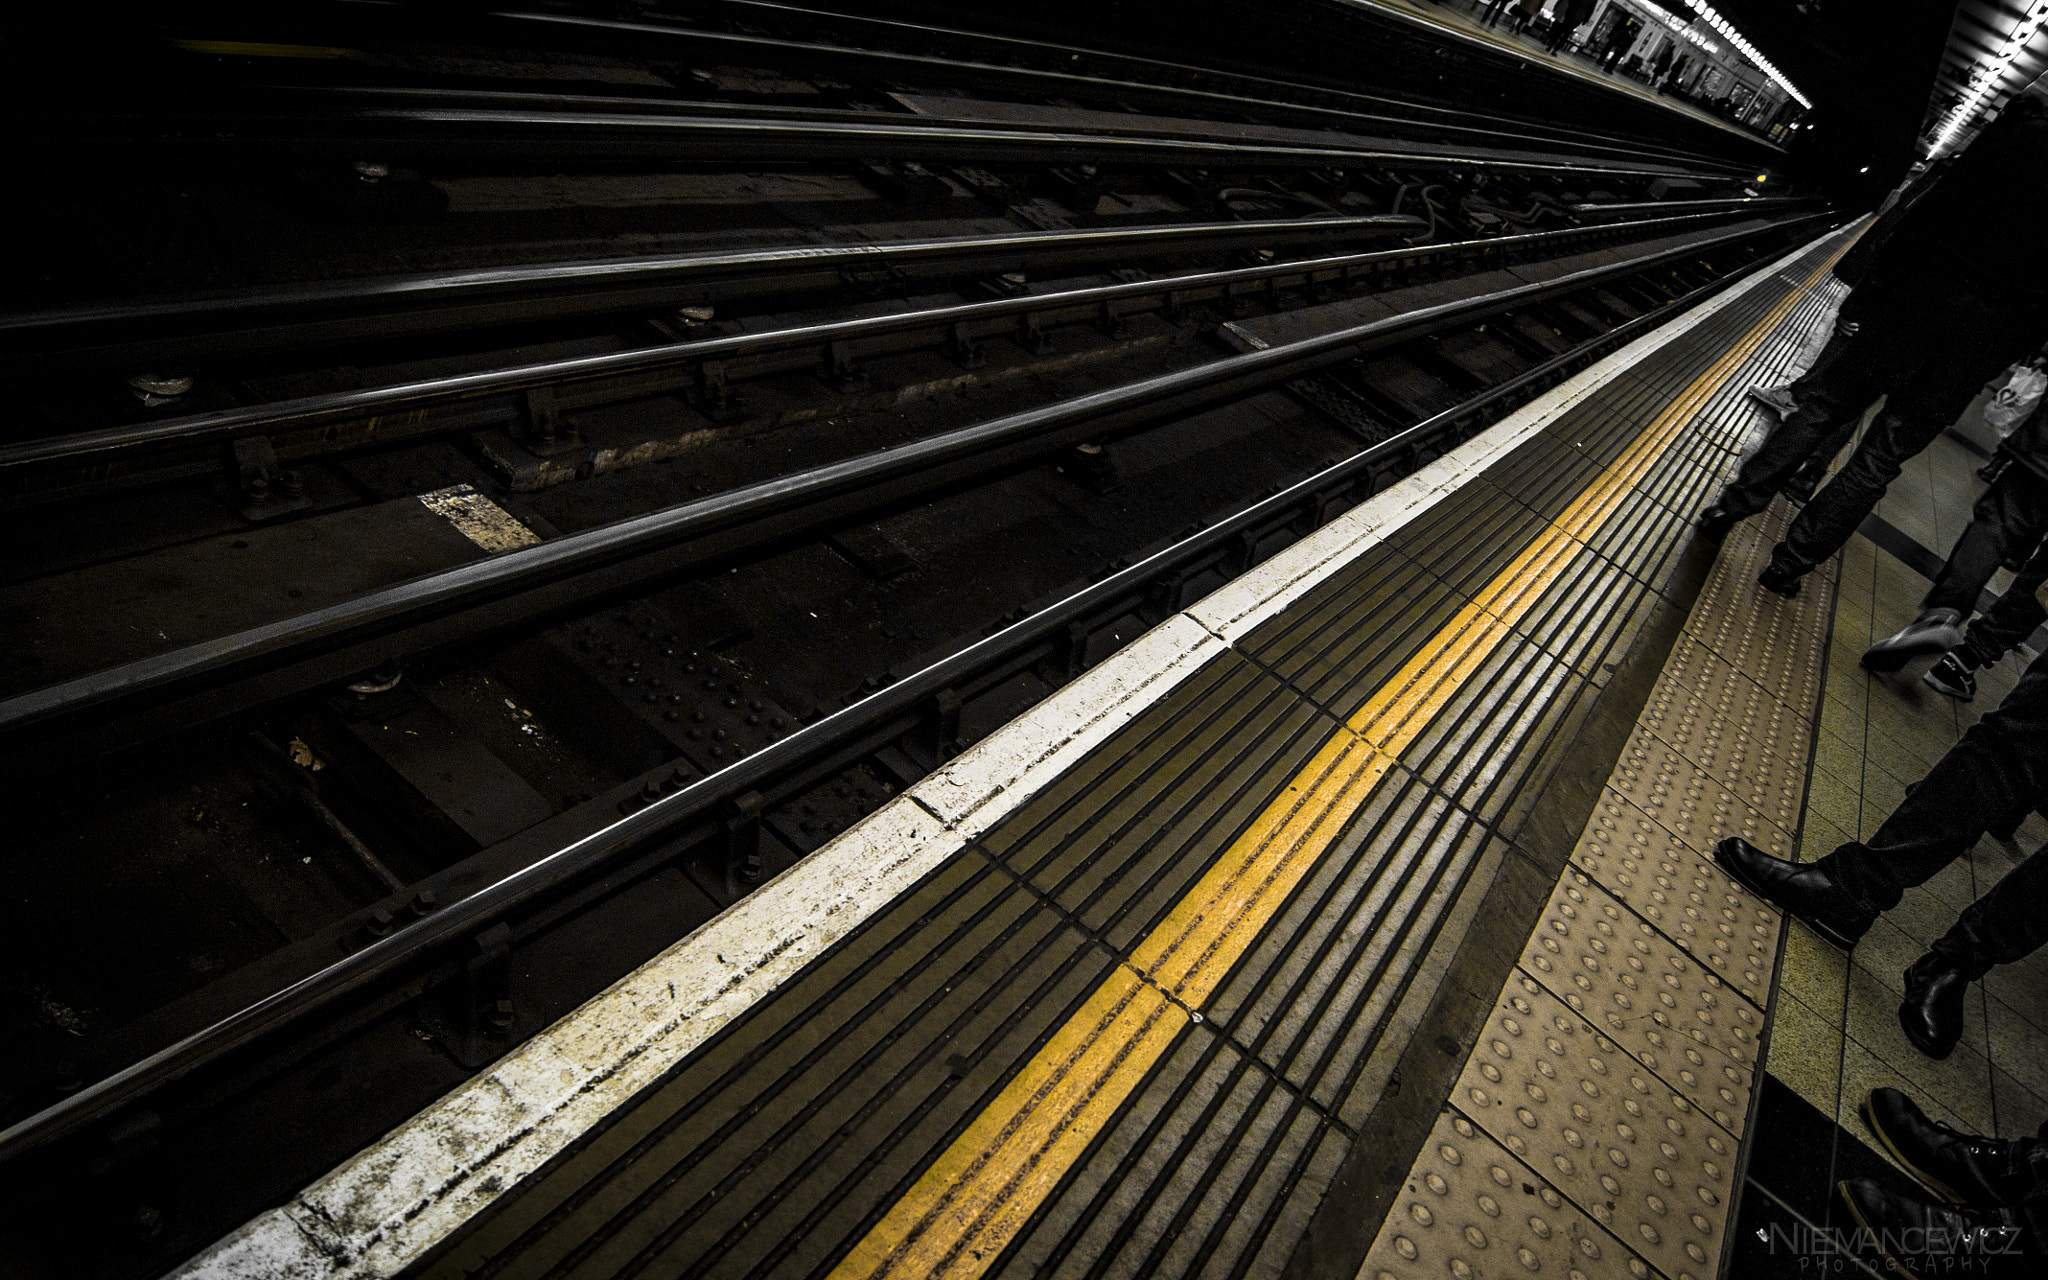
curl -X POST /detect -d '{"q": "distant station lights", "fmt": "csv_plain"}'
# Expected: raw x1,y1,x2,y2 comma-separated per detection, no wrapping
1672,0,1812,110
1926,0,2048,157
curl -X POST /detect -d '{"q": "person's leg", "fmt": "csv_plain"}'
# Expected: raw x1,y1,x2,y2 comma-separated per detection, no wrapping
1705,276,1949,533
2027,1132,2048,1261
1927,841,2048,976
1959,538,2048,667
1923,470,2048,616
1768,407,1956,579
1782,416,1860,501
1817,649,2048,914
1706,400,1862,521
1766,295,2042,583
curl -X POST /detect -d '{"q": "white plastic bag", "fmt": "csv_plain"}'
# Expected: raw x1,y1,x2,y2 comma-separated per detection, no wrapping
1984,362,2048,438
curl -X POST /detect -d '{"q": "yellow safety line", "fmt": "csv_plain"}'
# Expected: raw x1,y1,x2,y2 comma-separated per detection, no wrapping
832,234,1854,1280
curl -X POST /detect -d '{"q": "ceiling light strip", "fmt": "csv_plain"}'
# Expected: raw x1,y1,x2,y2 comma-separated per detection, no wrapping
1928,0,2048,155
1675,0,1812,109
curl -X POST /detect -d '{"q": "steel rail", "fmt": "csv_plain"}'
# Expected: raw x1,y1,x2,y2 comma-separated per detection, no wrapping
0,212,1826,744
0,210,1836,1168
237,81,1728,180
0,212,1429,371
0,208,1797,473
293,103,1735,177
495,4,1763,173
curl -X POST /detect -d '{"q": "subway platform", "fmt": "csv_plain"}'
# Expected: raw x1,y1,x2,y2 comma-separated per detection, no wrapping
164,220,2048,1280
1334,0,1770,147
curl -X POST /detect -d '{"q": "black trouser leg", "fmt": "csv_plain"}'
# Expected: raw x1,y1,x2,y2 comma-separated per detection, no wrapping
1785,319,1860,400
1927,843,2048,976
1772,408,1951,574
1785,417,1860,494
2027,1132,2048,1255
1959,540,2048,667
1816,649,2048,929
1764,282,2041,576
1923,468,2048,616
1718,401,1861,517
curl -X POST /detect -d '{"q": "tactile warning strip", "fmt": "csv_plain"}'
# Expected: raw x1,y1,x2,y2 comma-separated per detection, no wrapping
1637,633,1816,808
1571,788,1781,1006
1361,231,1855,1280
1454,974,1737,1280
1356,1110,1659,1280
1607,723,1799,857
1520,873,1761,1132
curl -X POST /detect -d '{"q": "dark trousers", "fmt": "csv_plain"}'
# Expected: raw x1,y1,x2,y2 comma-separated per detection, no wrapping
1758,319,1865,497
1816,648,2048,976
1925,465,2048,616
1960,538,2048,667
1762,273,2045,577
2029,1138,2048,1261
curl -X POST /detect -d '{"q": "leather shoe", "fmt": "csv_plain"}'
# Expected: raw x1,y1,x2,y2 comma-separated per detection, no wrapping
1696,504,1738,540
1757,560,1803,597
1710,837,1871,949
1863,609,1965,673
1900,951,1971,1059
1862,1086,2029,1209
1837,1177,2032,1279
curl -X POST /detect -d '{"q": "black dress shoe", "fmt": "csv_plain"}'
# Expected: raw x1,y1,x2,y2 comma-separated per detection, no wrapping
1710,837,1872,949
1696,504,1738,540
1757,560,1803,597
1837,1178,2032,1279
1900,952,1971,1059
1862,1087,2030,1209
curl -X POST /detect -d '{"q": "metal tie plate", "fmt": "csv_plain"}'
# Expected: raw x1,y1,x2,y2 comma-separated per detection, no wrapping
1357,1111,1657,1280
1455,971,1739,1280
1571,787,1781,1006
1520,873,1760,1131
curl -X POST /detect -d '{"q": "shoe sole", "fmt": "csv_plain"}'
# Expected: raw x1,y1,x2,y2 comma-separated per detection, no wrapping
1709,847,1859,950
1858,1094,1968,1207
1861,639,1950,673
1920,669,1974,702
1837,1182,1931,1280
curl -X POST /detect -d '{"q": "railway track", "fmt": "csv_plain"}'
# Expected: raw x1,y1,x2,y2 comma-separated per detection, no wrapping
0,9,1820,1276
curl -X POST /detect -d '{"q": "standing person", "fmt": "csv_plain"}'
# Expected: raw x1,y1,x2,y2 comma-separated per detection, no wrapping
1694,91,2048,586
1651,41,1674,85
1599,16,1638,72
1479,0,1515,28
1663,52,1690,92
1545,0,1594,54
1714,630,2048,1060
1863,403,2048,671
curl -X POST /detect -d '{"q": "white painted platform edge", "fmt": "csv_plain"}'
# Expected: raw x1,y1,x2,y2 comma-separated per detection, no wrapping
167,225,1840,1280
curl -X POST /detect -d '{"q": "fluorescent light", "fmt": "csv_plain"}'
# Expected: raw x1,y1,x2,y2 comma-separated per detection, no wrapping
1928,3,2048,155
1673,0,1809,108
